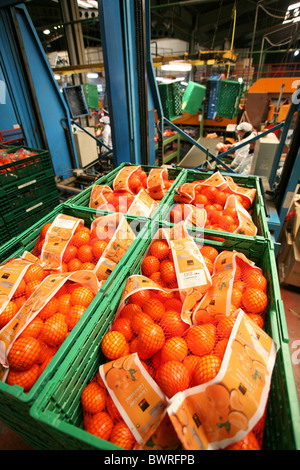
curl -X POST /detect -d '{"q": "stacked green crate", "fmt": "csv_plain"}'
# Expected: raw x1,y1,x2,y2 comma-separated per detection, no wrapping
0,203,150,448
0,146,60,244
28,227,300,450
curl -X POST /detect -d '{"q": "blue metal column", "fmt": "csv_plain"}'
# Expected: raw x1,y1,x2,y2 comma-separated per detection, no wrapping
0,3,78,176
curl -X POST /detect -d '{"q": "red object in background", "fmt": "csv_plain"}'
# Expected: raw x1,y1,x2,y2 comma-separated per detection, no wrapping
265,123,281,138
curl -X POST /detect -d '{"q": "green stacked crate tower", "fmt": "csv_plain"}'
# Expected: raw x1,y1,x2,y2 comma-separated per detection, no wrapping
0,146,60,245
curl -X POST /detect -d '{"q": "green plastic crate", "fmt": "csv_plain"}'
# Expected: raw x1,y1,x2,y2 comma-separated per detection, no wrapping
0,146,54,191
29,228,300,450
181,81,206,115
158,169,271,243
65,162,185,221
216,80,244,119
0,205,150,445
158,81,184,121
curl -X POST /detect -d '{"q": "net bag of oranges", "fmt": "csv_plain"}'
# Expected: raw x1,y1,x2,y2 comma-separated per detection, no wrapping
172,171,257,236
0,269,100,393
32,212,136,281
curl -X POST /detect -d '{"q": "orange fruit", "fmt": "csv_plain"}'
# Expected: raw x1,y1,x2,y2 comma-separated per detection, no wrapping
72,231,90,248
19,317,43,339
14,279,26,298
233,280,245,292
40,223,52,239
77,244,94,263
129,289,151,307
182,355,201,379
246,271,267,292
170,204,185,224
13,296,26,311
223,207,238,219
247,313,264,329
203,256,213,275
81,262,96,270
160,261,177,287
141,255,160,277
137,323,165,359
225,431,261,450
85,411,114,440
128,174,141,191
81,381,107,414
109,421,135,450
68,258,82,272
75,225,90,235
213,338,229,360
131,311,153,335
66,305,86,330
160,310,188,337
23,264,45,283
231,287,243,308
142,298,165,322
38,296,59,321
160,337,188,363
192,354,221,385
194,193,208,206
0,301,17,328
119,303,143,321
8,336,41,371
111,317,134,342
186,324,216,356
163,298,183,313
200,246,218,263
57,294,71,316
214,190,228,207
6,363,40,392
106,393,122,422
25,280,40,299
38,342,58,365
70,286,95,307
201,186,218,203
92,240,108,259
158,360,190,398
40,313,68,347
62,245,78,263
150,240,170,260
242,288,268,314
216,316,236,340
101,331,127,360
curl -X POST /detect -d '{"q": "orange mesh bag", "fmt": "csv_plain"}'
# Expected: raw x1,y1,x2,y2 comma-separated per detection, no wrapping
113,165,147,195
146,168,173,201
0,270,100,393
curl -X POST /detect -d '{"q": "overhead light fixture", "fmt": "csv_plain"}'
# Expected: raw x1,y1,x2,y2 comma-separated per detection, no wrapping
54,74,61,80
283,3,300,23
161,63,192,72
43,29,51,35
88,0,98,7
87,72,99,79
294,49,300,56
77,0,94,8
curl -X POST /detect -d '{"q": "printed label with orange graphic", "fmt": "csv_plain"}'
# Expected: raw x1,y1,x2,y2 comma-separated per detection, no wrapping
99,353,167,445
224,195,257,236
127,189,157,217
192,251,257,324
167,310,276,450
0,269,99,380
147,168,168,192
41,214,83,270
91,213,136,281
113,166,141,194
225,176,256,206
89,184,113,209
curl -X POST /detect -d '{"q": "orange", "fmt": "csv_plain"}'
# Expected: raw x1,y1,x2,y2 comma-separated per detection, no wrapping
142,298,165,322
160,337,188,363
149,240,170,260
8,336,41,371
216,316,236,340
81,381,107,414
13,296,26,311
119,303,143,321
92,240,108,259
24,264,45,283
40,223,52,239
129,289,151,307
24,280,40,299
214,190,228,207
213,338,229,360
246,271,267,292
160,261,177,287
203,256,213,275
85,411,114,440
109,421,135,450
233,280,245,292
57,294,73,317
70,286,95,307
158,360,190,398
6,363,40,392
170,204,185,224
101,331,127,360
160,310,188,337
201,186,218,203
66,305,86,330
194,193,208,206
38,296,59,321
38,342,58,365
19,317,43,339
128,174,141,191
0,301,17,328
106,393,122,422
192,354,221,385
242,288,268,314
77,244,93,263
14,279,26,298
137,323,165,359
111,317,134,342
186,324,216,356
40,313,68,347
62,245,78,263
247,313,264,329
218,214,235,231
225,431,261,450
131,311,153,335
182,355,201,379
81,262,96,270
223,207,238,219
72,230,90,248
231,287,243,308
141,255,160,277
68,258,82,272
200,246,218,263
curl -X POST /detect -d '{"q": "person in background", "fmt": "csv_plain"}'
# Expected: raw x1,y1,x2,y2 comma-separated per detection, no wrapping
99,115,112,155
227,122,257,174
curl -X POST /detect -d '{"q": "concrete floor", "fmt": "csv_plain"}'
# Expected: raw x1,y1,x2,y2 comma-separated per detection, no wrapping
0,285,299,450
